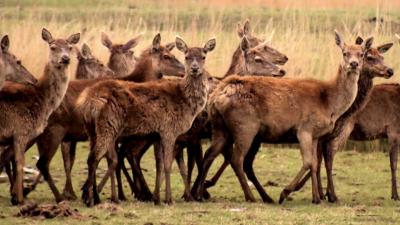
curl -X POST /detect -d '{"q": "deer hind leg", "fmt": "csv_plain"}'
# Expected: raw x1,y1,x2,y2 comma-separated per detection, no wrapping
191,127,231,201
187,140,203,192
243,139,274,203
106,144,119,203
279,131,314,204
175,144,193,201
388,134,400,201
61,141,78,200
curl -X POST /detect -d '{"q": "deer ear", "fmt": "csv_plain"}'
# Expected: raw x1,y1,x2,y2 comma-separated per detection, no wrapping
237,23,244,38
377,43,393,54
67,33,80,44
240,36,250,53
122,34,141,52
355,36,363,45
204,38,216,53
165,42,175,51
101,32,113,50
152,33,161,51
81,43,92,58
243,20,251,36
1,35,10,52
175,36,188,53
363,36,374,51
334,30,344,50
42,28,54,43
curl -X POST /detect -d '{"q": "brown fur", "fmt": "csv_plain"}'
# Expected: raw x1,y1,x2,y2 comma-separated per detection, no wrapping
0,28,80,205
77,37,215,206
0,35,37,88
191,32,369,204
75,43,114,79
10,35,186,203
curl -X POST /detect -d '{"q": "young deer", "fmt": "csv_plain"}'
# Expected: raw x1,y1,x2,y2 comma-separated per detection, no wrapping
9,33,185,203
0,35,37,88
77,36,215,206
101,32,141,77
0,28,79,204
203,37,395,201
191,31,369,204
291,37,395,203
76,43,115,79
112,34,287,202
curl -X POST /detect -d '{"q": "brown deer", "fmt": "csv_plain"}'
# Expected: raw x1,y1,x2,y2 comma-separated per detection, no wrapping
76,43,115,79
0,28,80,205
114,33,287,202
77,36,215,206
203,37,395,201
101,32,141,77
5,33,185,203
0,35,37,88
191,31,370,204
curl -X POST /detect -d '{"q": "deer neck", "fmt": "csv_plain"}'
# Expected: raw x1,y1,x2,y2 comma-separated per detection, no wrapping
37,63,70,118
123,56,160,82
182,72,208,117
224,47,244,77
328,65,360,120
109,55,134,77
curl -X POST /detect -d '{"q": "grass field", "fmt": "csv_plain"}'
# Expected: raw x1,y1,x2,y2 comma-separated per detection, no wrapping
0,144,399,224
1,0,400,224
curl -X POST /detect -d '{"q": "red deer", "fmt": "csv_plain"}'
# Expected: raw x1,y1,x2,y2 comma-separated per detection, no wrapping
0,28,80,205
77,36,216,206
0,35,37,88
0,33,186,203
202,37,395,201
191,31,370,204
114,32,288,202
75,43,115,79
293,37,396,202
101,32,141,77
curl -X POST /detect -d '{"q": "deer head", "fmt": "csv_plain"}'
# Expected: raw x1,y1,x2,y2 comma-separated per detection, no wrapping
42,28,80,69
76,43,114,79
355,36,394,79
237,20,288,65
101,32,141,76
335,30,371,74
0,35,37,85
240,36,285,77
149,33,185,77
176,36,216,78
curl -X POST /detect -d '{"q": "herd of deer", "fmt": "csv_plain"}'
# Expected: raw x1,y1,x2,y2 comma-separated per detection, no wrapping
0,20,399,207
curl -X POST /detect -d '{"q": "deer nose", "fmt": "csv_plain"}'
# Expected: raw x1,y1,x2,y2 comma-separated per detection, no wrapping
191,65,199,73
350,61,358,69
387,68,394,77
279,69,286,76
61,55,70,64
283,56,288,62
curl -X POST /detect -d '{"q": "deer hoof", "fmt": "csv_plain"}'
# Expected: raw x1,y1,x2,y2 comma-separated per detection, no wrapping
279,189,290,204
391,195,399,201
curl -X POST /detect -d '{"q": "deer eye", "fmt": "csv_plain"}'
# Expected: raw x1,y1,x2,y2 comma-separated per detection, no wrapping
202,56,206,60
163,54,171,60
16,60,21,65
367,56,375,61
185,56,189,60
50,46,57,51
254,56,263,63
343,52,348,57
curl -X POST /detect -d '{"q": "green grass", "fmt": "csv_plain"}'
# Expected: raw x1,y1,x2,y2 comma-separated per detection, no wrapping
0,143,399,224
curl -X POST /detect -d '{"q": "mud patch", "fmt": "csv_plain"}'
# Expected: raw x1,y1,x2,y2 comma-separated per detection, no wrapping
15,201,83,219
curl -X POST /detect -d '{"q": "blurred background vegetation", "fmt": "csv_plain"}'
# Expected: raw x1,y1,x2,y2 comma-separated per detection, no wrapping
0,0,399,152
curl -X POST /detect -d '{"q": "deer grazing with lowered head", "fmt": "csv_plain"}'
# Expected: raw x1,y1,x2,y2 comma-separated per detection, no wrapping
0,28,79,205
0,35,37,88
77,36,215,206
191,31,370,204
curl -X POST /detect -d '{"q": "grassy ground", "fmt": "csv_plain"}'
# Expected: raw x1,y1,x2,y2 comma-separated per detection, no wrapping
0,143,399,224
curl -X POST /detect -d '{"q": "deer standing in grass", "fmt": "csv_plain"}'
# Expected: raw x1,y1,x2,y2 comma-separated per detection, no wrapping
0,28,79,204
202,37,395,201
192,31,369,204
3,33,185,203
112,20,287,202
0,35,37,88
114,31,288,202
77,36,215,206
